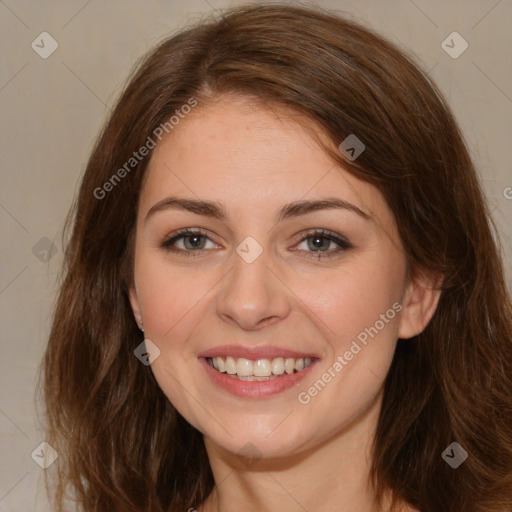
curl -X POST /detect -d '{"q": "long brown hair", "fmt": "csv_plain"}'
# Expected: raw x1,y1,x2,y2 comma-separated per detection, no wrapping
38,4,512,511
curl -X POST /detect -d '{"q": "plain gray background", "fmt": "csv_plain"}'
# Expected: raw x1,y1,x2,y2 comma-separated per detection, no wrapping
1,0,511,510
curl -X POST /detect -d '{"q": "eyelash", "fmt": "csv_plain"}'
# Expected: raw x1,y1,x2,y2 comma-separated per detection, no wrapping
160,228,352,260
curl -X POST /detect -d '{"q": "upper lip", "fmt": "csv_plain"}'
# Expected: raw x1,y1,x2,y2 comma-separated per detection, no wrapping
198,344,318,360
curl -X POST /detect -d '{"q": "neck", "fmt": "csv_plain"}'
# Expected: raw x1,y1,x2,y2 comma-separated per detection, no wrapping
198,391,407,512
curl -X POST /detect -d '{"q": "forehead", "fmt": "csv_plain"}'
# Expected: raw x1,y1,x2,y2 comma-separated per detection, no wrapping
139,96,392,229
150,97,330,178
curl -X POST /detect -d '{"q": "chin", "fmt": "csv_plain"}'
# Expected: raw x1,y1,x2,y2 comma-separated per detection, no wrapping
202,421,315,462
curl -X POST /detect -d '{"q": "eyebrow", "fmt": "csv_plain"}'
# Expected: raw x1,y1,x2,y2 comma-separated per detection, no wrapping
144,196,371,225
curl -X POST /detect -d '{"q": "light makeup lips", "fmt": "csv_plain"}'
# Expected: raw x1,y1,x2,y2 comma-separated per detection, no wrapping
198,344,319,398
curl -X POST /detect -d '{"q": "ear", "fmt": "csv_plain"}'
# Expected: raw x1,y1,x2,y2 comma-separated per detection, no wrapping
128,285,144,330
397,269,442,340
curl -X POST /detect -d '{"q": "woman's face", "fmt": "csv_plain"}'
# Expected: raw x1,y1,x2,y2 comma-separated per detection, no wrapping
129,96,428,460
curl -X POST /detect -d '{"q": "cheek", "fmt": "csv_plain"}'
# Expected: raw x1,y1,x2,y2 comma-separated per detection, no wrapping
134,255,213,426
135,253,214,340
294,249,405,420
306,249,406,352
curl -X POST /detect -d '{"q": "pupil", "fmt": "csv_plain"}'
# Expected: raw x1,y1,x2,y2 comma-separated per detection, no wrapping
310,236,327,251
186,235,203,249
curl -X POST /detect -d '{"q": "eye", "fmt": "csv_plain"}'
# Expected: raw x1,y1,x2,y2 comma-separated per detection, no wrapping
295,229,352,260
161,228,352,260
161,228,219,258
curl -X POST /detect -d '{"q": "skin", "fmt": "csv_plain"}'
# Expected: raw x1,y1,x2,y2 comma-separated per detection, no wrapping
128,95,440,512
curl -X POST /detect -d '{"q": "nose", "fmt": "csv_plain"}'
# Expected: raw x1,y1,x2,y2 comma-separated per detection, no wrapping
215,247,292,331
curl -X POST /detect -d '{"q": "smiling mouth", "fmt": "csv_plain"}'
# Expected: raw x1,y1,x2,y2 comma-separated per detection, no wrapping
206,356,315,381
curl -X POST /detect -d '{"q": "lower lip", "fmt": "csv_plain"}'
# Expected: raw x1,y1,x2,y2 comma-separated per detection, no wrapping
199,357,317,399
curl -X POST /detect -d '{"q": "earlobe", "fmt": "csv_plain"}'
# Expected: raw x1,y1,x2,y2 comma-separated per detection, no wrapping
128,285,144,331
397,271,442,340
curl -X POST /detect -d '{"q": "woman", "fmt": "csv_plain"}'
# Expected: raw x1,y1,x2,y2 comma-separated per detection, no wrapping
38,4,512,511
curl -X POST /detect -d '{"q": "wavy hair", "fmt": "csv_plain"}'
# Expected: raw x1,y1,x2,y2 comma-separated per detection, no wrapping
38,4,512,511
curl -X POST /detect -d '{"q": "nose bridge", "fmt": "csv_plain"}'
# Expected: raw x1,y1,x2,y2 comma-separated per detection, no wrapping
216,237,291,330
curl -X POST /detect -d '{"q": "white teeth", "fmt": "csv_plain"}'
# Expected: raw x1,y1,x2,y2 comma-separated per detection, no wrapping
225,356,237,375
236,358,253,377
253,358,272,377
271,357,284,375
208,355,314,377
284,358,295,374
235,375,277,381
